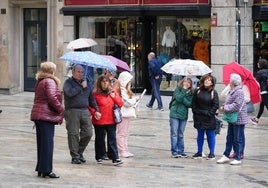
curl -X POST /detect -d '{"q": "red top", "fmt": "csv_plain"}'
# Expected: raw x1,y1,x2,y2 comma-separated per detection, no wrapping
89,91,123,125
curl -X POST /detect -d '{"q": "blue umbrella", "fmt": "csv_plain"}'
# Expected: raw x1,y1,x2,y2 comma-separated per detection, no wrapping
60,51,117,72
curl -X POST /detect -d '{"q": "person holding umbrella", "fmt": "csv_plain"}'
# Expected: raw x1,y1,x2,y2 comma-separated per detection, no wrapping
217,73,248,165
63,64,101,164
251,58,268,125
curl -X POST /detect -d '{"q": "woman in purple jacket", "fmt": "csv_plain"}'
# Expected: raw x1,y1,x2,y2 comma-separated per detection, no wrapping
31,61,64,178
217,73,248,165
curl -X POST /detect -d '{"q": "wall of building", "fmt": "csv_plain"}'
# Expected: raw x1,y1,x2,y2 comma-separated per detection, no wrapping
211,0,254,93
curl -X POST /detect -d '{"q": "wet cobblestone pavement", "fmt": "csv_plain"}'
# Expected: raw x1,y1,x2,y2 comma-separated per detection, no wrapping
0,92,268,188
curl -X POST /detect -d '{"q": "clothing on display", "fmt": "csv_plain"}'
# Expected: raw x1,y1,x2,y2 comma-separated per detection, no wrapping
162,26,176,48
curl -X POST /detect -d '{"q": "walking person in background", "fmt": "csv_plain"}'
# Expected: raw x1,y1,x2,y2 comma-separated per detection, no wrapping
146,52,164,111
251,58,268,125
63,64,101,164
117,71,140,158
169,77,194,158
192,74,219,160
217,74,248,165
30,61,64,178
89,75,123,165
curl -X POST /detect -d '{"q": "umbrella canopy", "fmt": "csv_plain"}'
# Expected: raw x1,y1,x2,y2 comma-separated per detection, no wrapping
67,38,98,50
222,61,261,104
101,55,130,72
161,59,212,76
60,51,117,72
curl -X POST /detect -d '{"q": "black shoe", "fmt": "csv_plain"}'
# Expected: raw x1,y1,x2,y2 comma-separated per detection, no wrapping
113,159,123,166
37,172,41,177
79,154,86,163
71,158,81,164
42,172,59,178
0,110,2,113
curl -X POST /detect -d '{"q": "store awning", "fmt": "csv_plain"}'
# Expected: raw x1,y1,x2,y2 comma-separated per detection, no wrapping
61,5,211,17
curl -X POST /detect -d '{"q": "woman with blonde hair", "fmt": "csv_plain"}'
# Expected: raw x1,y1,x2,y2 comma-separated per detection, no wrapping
31,61,64,178
169,77,194,158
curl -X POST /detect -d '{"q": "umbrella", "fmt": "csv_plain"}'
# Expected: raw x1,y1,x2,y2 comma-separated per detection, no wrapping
101,55,130,72
60,51,117,72
222,61,261,104
161,59,212,76
67,38,98,50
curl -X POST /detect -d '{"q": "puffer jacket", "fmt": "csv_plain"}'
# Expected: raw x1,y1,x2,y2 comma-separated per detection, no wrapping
31,72,64,124
169,86,193,120
89,90,123,125
223,85,248,125
256,69,268,92
192,88,219,130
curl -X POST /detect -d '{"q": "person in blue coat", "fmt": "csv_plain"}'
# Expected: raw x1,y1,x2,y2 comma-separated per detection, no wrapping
146,52,164,110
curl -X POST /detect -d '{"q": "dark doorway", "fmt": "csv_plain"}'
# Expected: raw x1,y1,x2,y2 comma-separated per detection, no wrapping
24,8,47,91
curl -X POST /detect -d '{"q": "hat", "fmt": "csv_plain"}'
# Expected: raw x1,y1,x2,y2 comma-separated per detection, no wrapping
118,71,133,87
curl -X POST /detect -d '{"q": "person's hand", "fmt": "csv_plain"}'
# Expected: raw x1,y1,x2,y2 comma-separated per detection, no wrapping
109,90,115,98
136,95,141,102
94,111,101,120
81,80,87,88
155,75,159,79
219,106,224,113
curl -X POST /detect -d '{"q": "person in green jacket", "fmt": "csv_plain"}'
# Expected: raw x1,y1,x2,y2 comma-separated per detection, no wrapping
169,77,194,158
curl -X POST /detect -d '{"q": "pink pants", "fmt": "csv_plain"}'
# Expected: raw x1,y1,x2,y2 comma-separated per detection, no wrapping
116,117,131,155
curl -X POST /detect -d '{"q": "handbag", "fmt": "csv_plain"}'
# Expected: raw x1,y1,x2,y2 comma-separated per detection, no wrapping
246,101,254,113
113,104,122,124
222,111,239,123
222,101,244,123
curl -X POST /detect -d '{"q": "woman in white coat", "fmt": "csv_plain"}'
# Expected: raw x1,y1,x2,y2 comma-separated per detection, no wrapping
117,71,140,158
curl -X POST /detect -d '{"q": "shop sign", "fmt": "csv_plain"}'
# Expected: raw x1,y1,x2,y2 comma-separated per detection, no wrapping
64,0,209,6
254,0,268,4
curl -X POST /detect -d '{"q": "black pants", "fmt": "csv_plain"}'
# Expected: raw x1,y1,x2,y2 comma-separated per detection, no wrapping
35,120,55,174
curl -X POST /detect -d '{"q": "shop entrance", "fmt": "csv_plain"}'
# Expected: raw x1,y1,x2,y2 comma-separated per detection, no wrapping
254,21,268,75
23,8,47,91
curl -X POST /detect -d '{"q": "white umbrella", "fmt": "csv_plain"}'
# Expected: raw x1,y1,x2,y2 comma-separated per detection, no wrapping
161,59,212,76
67,38,98,50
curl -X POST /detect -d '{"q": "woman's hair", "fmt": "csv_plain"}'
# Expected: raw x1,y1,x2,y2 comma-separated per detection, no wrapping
198,74,215,91
258,58,268,69
95,75,111,94
230,73,242,86
40,61,56,74
178,77,194,93
126,82,134,98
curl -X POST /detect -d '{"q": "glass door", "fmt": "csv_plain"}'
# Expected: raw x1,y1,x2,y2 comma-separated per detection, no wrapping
24,8,47,91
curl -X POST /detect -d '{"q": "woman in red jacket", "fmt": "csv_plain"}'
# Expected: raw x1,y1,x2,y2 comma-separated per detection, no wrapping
89,75,123,165
30,61,64,178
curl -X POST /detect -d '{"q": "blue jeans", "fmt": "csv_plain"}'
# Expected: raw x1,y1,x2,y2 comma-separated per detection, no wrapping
197,129,215,154
170,118,187,155
148,77,163,108
223,123,245,161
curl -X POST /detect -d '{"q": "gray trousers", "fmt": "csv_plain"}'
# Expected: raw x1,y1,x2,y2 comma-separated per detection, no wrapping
65,109,93,159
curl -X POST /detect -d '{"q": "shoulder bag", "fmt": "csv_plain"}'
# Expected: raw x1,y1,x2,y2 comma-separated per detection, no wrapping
113,104,122,124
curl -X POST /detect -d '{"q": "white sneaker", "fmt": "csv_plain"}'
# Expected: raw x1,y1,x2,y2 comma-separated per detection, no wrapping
230,160,242,165
217,155,230,164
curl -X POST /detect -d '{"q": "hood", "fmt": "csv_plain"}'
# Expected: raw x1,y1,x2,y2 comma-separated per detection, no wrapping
118,71,133,87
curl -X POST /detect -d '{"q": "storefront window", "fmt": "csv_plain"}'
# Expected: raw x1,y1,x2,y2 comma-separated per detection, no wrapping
156,17,210,91
78,16,143,90
254,21,268,75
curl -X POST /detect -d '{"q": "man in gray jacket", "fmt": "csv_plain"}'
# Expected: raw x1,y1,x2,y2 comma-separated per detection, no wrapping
63,64,101,164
